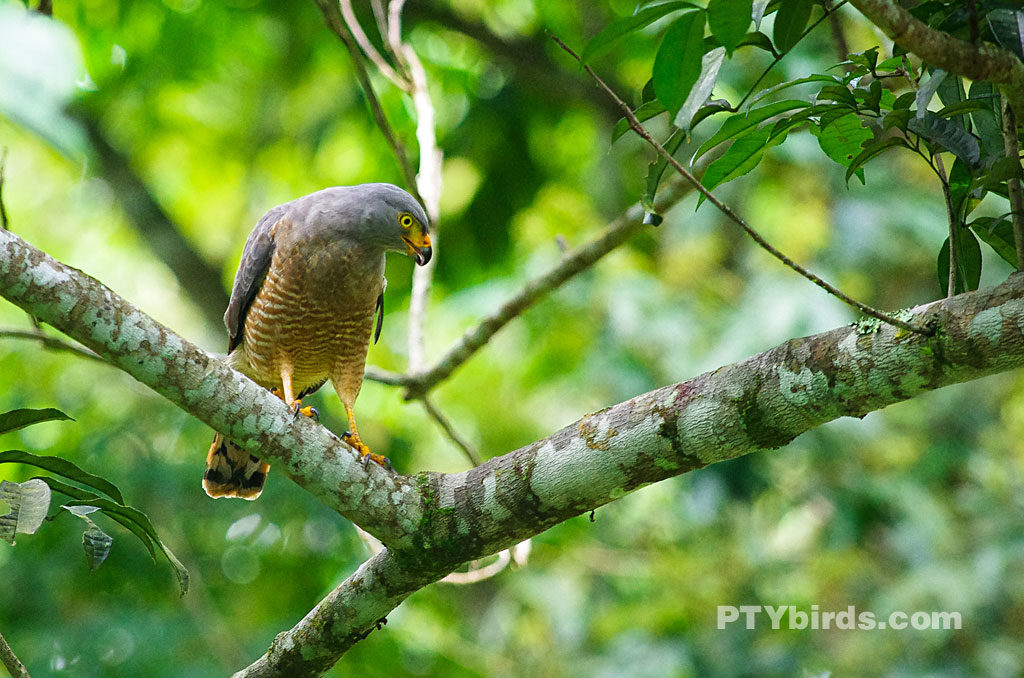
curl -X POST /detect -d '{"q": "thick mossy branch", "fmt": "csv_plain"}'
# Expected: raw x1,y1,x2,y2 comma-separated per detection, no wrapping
4,227,1024,677
850,0,1024,112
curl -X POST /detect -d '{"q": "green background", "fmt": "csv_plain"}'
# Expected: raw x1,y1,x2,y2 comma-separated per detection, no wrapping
1,0,1022,676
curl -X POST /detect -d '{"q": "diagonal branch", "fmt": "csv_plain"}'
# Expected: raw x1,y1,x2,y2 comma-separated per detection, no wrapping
0,630,30,678
550,35,933,337
848,0,1024,113
4,225,1024,676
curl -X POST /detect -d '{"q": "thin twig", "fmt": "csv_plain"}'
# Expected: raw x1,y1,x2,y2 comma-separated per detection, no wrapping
1002,95,1024,270
551,34,933,337
0,630,30,678
933,153,959,296
315,0,422,204
338,0,407,89
0,327,107,363
737,1,849,111
0,148,9,231
387,0,407,56
420,395,481,466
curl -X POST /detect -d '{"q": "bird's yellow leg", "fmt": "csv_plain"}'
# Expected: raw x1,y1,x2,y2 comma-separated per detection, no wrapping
343,403,391,470
269,385,319,419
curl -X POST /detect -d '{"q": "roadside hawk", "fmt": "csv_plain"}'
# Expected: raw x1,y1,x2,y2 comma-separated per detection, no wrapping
203,183,432,499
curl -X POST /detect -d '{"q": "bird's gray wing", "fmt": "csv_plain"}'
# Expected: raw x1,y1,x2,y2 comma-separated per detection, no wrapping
373,290,384,344
224,206,285,351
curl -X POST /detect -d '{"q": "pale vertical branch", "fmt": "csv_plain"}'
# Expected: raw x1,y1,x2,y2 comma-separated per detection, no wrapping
1002,96,1024,270
404,42,442,370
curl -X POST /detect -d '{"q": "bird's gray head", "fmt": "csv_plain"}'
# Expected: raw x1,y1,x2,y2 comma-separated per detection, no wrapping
304,183,432,266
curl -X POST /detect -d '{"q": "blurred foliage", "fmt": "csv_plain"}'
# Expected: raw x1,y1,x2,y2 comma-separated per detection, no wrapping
1,0,1023,676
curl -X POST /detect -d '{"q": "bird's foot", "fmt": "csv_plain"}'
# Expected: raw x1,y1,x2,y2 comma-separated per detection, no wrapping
342,430,392,471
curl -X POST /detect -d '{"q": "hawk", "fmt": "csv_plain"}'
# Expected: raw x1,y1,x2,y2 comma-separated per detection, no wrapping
203,184,431,499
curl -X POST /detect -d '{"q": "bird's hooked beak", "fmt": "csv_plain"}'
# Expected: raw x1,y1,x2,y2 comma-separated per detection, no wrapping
403,230,432,266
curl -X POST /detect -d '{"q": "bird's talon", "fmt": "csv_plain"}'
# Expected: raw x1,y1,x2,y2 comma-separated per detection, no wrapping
298,405,319,421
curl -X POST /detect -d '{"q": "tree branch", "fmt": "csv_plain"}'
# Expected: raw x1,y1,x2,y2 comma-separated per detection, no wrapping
0,630,30,678
1003,96,1024,270
0,326,105,363
5,227,1024,675
848,0,1024,113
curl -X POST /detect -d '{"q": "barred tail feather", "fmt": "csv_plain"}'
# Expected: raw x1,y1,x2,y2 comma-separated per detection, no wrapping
203,433,269,500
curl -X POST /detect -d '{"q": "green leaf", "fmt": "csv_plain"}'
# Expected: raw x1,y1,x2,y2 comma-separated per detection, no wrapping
907,113,982,168
772,0,814,53
948,156,974,217
63,505,113,570
695,99,809,160
0,479,51,544
935,72,967,129
845,136,908,185
612,100,667,142
735,31,776,55
698,124,777,204
0,449,125,504
988,9,1024,60
936,100,994,120
937,229,983,295
815,112,872,181
708,0,753,53
674,47,726,130
892,91,916,111
642,128,687,216
970,217,1020,268
583,2,700,63
817,84,857,108
0,408,73,435
969,80,1003,163
653,10,708,114
915,68,946,115
64,497,189,595
745,74,838,110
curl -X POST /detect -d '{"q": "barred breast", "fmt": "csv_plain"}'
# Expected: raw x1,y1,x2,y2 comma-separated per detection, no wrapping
234,227,384,404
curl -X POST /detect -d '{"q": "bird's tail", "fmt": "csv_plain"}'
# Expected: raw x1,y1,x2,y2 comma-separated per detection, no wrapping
203,433,269,500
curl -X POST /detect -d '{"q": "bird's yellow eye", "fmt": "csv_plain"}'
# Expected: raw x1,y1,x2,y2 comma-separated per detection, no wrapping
399,214,415,230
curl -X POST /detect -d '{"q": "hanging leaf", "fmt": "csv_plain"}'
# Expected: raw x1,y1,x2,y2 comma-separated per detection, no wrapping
935,72,968,129
745,74,838,111
582,2,700,63
708,0,753,53
675,47,726,130
970,217,1020,268
0,408,73,435
752,0,771,30
968,80,1004,164
63,505,113,570
907,113,982,168
0,479,52,544
947,156,975,218
653,10,708,115
937,229,983,295
915,69,946,117
63,496,189,595
773,0,814,53
0,450,125,504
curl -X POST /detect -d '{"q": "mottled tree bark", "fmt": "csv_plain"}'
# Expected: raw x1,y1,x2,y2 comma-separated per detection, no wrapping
3,226,1024,676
